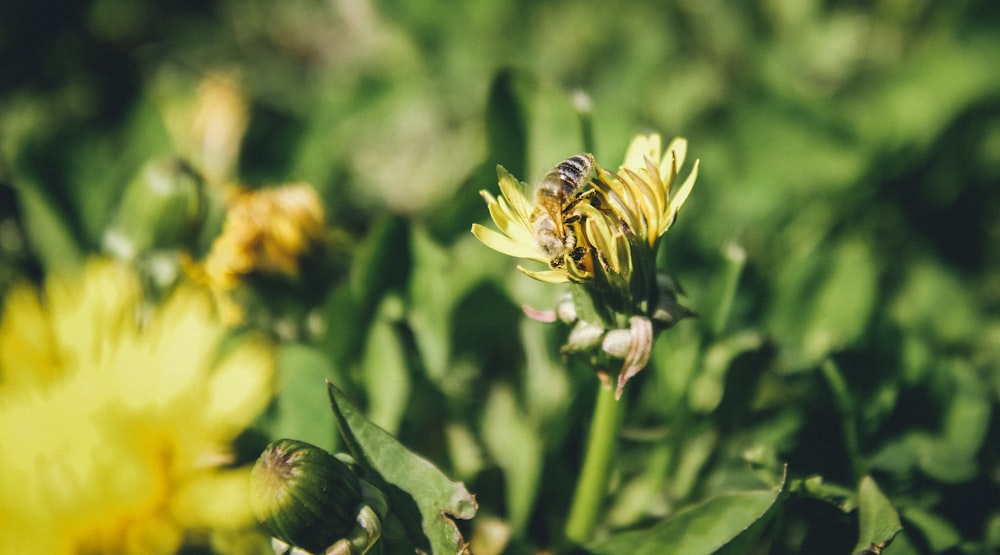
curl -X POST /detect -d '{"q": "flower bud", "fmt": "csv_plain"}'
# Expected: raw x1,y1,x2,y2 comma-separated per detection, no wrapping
250,439,364,554
103,158,204,259
563,320,605,353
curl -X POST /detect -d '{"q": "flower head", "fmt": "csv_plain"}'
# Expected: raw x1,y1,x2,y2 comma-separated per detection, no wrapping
0,259,275,554
473,134,697,314
472,133,698,396
201,182,327,290
251,439,364,554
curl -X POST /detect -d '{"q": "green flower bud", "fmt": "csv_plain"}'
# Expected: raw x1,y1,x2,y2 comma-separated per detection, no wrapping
250,439,365,554
103,158,204,259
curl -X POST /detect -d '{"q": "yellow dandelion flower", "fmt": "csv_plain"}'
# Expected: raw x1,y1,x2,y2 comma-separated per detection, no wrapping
471,165,574,284
473,134,699,397
597,133,699,251
203,182,327,290
0,259,275,554
473,136,697,292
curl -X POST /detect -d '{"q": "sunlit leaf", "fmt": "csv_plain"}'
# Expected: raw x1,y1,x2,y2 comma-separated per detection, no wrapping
853,476,902,555
328,383,477,554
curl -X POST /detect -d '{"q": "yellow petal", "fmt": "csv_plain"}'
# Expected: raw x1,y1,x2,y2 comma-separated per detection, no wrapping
485,194,535,247
471,224,546,261
516,266,570,283
622,133,661,170
203,337,274,437
496,166,534,224
171,468,257,528
670,159,699,217
663,137,688,180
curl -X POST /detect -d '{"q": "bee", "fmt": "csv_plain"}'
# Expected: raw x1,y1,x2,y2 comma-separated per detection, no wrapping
530,154,595,269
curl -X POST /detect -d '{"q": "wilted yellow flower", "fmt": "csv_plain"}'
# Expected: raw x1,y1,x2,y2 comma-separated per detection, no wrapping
203,182,327,290
0,259,275,554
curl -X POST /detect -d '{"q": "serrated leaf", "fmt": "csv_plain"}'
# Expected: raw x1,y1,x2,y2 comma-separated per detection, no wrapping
328,382,477,554
589,483,785,555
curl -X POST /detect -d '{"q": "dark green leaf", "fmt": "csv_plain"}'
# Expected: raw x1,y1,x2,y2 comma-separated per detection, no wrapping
485,69,531,180
328,382,477,554
589,484,785,555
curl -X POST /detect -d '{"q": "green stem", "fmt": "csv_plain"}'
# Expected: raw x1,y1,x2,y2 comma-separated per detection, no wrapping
819,359,864,482
565,381,622,545
712,242,746,336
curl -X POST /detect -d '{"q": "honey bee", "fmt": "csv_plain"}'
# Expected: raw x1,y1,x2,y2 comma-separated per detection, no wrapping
530,154,595,269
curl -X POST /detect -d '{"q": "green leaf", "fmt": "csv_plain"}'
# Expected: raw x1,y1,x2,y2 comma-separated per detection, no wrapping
327,382,477,554
869,361,990,484
351,213,411,315
853,476,902,555
361,296,410,435
688,330,765,414
900,507,961,554
263,344,342,453
13,181,82,273
769,239,878,370
485,69,530,180
589,484,785,555
889,260,980,346
481,384,543,534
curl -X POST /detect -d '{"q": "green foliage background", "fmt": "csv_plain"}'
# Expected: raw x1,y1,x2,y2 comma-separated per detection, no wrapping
2,0,999,553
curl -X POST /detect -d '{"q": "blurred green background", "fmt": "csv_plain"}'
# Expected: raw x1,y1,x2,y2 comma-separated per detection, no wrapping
2,0,999,553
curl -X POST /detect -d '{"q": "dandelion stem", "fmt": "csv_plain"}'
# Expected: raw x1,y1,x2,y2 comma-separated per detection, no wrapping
565,381,621,545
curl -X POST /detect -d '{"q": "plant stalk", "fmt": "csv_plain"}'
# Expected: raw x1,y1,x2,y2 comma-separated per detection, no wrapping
564,381,622,545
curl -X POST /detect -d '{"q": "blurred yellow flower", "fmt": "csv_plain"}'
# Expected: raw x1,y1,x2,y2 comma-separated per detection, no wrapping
203,182,327,291
161,71,249,186
0,259,275,554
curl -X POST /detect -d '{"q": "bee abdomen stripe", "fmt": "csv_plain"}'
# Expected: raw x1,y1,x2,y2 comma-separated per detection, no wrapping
557,155,592,182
